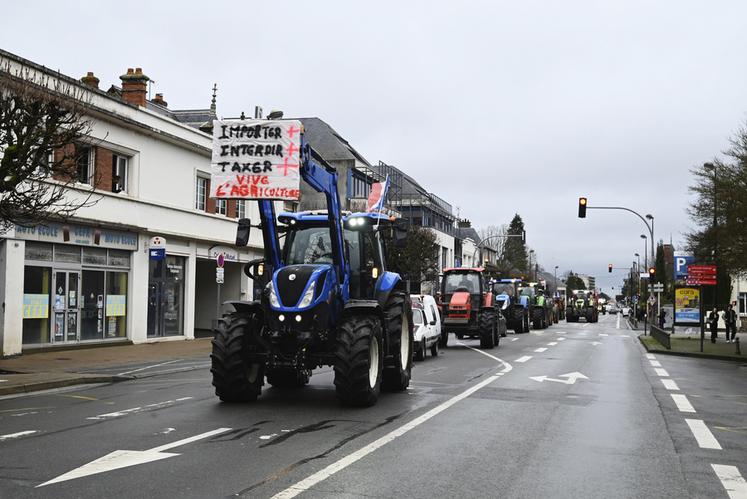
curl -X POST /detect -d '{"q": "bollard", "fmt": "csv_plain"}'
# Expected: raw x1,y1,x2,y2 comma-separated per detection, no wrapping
736,337,741,356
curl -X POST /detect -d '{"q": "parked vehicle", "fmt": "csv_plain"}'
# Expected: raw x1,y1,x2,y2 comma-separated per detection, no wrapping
413,294,444,349
411,296,441,360
622,306,631,317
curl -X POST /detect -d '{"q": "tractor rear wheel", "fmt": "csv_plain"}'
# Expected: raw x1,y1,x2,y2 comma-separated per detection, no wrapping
382,292,414,392
479,310,496,349
211,313,264,402
334,314,382,406
266,368,310,388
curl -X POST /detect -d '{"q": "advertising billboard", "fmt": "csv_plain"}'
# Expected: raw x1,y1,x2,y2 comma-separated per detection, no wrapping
674,287,700,325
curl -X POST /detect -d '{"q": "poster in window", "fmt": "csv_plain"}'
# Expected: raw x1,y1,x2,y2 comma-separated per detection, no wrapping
106,295,126,317
23,294,49,319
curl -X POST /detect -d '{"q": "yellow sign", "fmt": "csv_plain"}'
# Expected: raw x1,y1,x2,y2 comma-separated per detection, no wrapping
23,294,49,319
674,287,700,323
106,295,126,317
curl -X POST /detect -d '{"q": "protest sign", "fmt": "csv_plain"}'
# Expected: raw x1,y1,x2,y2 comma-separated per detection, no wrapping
210,119,302,200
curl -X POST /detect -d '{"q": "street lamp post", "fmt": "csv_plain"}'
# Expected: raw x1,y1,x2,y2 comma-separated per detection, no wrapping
529,249,535,281
635,253,640,301
703,162,718,308
554,265,558,292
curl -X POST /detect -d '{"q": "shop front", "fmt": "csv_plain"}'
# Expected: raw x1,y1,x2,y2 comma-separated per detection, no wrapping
16,223,137,347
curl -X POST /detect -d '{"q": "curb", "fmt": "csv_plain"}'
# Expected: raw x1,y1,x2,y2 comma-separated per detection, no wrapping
0,375,128,397
637,335,746,363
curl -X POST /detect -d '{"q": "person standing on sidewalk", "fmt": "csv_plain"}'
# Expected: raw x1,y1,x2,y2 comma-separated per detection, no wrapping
724,304,737,343
658,308,667,329
708,308,719,343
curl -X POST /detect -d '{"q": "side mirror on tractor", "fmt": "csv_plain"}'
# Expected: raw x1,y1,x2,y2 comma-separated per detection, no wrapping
236,218,252,247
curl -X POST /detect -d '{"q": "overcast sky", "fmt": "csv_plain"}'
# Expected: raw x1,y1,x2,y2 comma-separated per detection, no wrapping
3,1,746,295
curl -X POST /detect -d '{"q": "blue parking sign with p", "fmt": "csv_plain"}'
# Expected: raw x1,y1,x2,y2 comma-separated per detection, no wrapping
674,253,694,280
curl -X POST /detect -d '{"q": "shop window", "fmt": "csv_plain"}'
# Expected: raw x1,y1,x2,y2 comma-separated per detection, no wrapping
22,266,52,344
54,245,81,263
105,272,128,338
108,249,130,268
112,154,128,193
82,247,107,265
25,242,53,262
195,176,207,211
77,145,95,185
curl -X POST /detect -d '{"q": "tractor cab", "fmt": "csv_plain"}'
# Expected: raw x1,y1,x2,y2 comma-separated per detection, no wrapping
441,268,486,320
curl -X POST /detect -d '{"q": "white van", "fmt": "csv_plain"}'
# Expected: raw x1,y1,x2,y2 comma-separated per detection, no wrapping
411,294,442,360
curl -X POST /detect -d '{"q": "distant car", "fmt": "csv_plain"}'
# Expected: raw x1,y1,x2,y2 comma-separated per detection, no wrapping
411,295,441,360
621,306,631,317
607,304,620,314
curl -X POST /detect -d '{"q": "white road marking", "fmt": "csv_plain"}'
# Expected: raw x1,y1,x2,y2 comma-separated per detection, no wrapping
86,397,193,420
515,356,532,363
685,419,722,450
661,379,680,391
578,332,588,336
555,331,567,335
599,333,608,337
557,337,566,342
0,430,37,441
0,380,7,383
591,341,602,346
530,372,588,385
712,464,747,499
117,359,182,376
271,352,512,499
510,338,519,342
650,360,662,367
646,354,656,359
547,342,558,346
38,427,231,487
624,319,632,330
616,314,620,329
259,434,278,440
534,348,547,353
671,393,696,413
582,323,590,328
654,368,670,377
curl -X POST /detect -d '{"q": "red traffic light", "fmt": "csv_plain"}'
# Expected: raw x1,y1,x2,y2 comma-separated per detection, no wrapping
578,197,588,218
648,267,655,275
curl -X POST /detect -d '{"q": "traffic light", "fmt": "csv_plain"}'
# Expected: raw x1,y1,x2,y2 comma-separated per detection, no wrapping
578,197,587,218
649,267,656,277
608,264,613,273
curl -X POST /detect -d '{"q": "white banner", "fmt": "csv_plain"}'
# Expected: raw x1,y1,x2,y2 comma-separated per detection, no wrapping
210,119,302,200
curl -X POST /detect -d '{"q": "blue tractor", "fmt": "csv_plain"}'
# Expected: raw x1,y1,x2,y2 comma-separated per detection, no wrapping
492,278,530,334
211,137,414,407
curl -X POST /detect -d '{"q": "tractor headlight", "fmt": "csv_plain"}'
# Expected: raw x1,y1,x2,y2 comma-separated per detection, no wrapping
268,281,280,308
298,281,316,308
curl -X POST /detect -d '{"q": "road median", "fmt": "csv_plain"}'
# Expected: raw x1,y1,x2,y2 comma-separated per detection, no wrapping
639,334,745,362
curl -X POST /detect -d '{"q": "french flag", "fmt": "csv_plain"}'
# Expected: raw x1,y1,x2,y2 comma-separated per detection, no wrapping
366,175,390,213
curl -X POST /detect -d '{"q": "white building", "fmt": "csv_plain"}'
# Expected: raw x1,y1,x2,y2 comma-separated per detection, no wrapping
0,50,269,356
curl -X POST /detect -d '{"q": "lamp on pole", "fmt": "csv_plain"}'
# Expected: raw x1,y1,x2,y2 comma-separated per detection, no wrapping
529,249,535,281
554,265,558,291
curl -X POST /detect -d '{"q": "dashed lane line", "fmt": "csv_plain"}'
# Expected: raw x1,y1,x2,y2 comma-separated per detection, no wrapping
685,419,722,450
712,464,747,499
557,338,566,342
270,348,513,499
547,342,558,346
671,393,696,413
511,338,519,342
654,368,670,377
534,348,547,353
650,360,662,367
515,356,532,363
646,354,656,359
0,430,37,441
661,379,680,391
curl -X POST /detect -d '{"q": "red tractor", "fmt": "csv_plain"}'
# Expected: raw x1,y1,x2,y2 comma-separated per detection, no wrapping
438,267,505,349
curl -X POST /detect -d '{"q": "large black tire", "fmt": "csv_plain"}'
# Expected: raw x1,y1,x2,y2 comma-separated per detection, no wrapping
266,367,310,388
382,292,414,392
523,312,530,333
479,310,496,349
415,338,427,361
334,314,383,406
532,309,543,329
210,314,264,402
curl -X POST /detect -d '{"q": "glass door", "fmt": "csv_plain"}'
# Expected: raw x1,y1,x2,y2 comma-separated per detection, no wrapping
52,270,80,343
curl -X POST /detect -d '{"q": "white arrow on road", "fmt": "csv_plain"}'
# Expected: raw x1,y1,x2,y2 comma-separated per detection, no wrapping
530,372,589,385
38,427,231,487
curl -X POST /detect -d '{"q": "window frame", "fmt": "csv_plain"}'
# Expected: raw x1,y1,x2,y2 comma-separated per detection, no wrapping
112,154,128,193
77,145,95,185
215,198,227,216
195,176,208,211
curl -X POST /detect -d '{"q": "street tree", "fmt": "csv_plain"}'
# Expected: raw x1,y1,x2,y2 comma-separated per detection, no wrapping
478,224,510,274
565,273,586,293
0,64,99,232
504,214,528,275
386,224,440,292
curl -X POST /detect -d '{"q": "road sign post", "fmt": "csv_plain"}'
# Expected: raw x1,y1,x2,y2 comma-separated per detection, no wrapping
215,252,225,319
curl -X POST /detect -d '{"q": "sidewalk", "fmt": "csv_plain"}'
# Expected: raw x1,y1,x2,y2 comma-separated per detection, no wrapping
0,338,213,397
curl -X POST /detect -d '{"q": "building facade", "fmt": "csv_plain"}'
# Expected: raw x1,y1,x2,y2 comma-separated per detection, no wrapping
0,50,268,356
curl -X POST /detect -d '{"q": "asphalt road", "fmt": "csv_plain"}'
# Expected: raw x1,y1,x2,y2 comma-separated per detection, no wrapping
1,314,746,498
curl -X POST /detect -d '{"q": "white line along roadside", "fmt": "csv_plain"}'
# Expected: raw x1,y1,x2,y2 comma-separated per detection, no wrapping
271,347,513,499
661,379,680,391
654,368,670,377
671,394,696,413
685,419,722,450
712,464,747,499
117,359,182,376
86,397,193,420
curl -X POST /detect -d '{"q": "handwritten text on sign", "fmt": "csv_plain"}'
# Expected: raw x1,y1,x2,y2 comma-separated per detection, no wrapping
210,119,301,200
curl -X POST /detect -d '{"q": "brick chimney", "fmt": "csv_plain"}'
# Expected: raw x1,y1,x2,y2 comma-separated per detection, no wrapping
151,93,167,107
119,67,149,107
80,71,100,89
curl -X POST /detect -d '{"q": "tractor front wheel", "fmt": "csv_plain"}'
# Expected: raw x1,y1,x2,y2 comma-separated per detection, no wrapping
334,314,383,406
479,310,496,349
210,313,264,403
